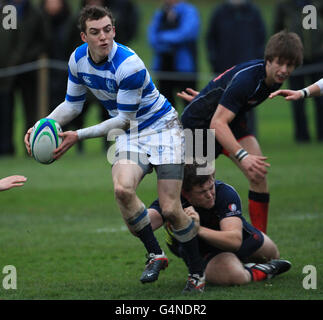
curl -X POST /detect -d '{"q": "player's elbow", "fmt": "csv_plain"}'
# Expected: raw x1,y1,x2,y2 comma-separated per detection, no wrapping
230,230,243,252
210,117,223,132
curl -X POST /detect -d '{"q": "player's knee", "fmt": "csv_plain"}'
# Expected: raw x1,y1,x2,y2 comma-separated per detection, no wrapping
114,183,136,204
206,254,249,285
269,242,280,260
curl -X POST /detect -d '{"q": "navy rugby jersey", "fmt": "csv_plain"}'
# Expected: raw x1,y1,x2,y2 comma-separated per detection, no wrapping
150,180,254,256
181,59,282,130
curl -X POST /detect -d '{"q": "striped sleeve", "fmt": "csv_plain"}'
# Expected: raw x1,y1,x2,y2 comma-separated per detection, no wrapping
65,52,87,104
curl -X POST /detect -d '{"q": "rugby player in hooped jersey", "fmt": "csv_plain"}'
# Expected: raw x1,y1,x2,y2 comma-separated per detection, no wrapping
24,5,205,293
178,31,304,235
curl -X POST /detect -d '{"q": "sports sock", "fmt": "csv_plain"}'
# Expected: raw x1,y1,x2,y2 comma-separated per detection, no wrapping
128,208,163,255
137,223,163,255
180,236,204,277
248,190,269,234
173,220,204,277
245,265,267,282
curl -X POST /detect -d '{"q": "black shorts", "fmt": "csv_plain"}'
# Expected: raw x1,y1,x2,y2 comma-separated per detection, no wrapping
184,114,252,160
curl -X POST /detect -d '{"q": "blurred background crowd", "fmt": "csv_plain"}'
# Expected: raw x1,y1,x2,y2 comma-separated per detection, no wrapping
1,0,323,157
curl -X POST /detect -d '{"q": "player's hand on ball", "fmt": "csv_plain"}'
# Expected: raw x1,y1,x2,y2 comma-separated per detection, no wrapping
53,131,79,160
24,127,33,156
240,154,270,184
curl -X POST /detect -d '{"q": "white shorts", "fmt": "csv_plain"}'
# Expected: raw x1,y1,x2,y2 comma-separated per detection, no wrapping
113,110,185,166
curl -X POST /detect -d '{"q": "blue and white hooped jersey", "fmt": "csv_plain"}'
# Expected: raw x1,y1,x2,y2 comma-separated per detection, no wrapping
66,41,172,132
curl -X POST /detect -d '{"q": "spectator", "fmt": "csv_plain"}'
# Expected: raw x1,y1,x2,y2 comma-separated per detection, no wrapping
103,0,139,45
206,0,267,136
9,0,47,151
0,0,47,156
148,0,200,111
274,0,323,142
40,0,72,112
0,2,15,156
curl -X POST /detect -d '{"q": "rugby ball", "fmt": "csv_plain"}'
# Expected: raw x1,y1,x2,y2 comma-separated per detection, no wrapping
29,118,62,164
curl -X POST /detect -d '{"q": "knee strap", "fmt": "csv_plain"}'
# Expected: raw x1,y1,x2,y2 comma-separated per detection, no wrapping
171,219,198,243
127,207,150,233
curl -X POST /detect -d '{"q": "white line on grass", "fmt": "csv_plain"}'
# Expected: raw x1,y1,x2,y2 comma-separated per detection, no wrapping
95,225,128,233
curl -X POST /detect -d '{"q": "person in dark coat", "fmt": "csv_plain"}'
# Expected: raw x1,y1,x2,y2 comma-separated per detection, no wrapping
274,0,323,142
0,0,47,156
206,0,267,136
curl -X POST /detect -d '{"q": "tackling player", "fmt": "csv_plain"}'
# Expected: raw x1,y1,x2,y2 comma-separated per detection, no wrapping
178,31,304,234
24,5,205,293
147,161,291,286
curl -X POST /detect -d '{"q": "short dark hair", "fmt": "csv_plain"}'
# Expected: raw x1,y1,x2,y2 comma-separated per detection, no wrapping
264,30,303,67
78,5,115,33
182,161,215,192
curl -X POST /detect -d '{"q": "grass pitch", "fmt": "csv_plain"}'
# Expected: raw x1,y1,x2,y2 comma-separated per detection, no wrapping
0,96,322,301
1,0,322,302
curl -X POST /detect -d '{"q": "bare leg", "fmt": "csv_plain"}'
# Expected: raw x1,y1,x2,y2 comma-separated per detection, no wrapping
205,252,251,285
229,136,270,233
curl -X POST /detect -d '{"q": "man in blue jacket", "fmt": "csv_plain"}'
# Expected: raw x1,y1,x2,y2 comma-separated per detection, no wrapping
148,0,200,110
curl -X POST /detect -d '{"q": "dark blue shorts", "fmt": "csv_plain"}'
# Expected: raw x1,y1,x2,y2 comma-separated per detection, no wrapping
183,114,252,159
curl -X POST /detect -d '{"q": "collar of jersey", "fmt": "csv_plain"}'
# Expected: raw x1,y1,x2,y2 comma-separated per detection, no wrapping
86,41,117,70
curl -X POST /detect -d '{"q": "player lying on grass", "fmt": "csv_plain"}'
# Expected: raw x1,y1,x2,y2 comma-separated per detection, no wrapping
23,5,205,293
177,31,304,234
269,78,323,100
0,175,27,191
144,161,291,286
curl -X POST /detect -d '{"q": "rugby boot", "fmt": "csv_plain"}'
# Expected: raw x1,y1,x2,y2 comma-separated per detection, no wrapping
140,251,168,283
182,273,205,294
245,259,291,280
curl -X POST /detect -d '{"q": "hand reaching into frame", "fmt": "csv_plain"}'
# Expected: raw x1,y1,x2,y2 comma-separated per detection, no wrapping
0,175,27,191
177,88,200,103
269,89,303,101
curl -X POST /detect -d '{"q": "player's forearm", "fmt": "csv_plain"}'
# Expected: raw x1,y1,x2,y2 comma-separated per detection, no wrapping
47,101,83,127
198,226,242,252
308,82,322,97
76,113,132,140
299,80,323,98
